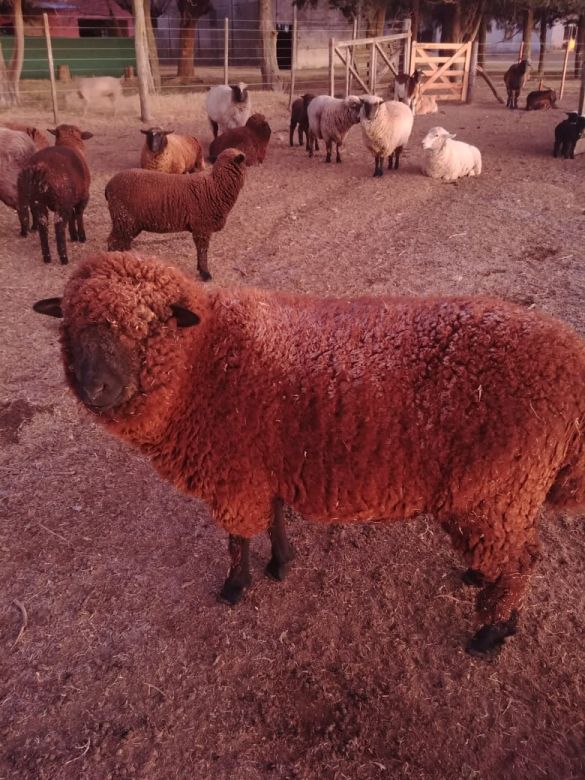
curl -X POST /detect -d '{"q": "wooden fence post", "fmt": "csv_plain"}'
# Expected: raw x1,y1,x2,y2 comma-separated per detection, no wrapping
370,39,377,93
132,0,152,122
289,6,297,108
402,18,412,75
560,37,575,100
329,37,335,96
580,60,585,114
224,18,229,85
43,13,59,125
466,39,478,103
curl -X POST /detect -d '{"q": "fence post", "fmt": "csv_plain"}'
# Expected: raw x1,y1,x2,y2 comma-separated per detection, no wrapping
559,38,574,100
370,39,377,93
402,18,412,75
518,40,524,62
329,37,335,96
43,13,59,125
224,18,229,85
132,0,152,122
467,39,479,103
289,7,297,108
580,60,585,114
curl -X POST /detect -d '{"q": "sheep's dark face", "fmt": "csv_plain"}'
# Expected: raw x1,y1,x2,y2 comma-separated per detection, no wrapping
246,113,271,140
361,99,383,121
231,83,248,103
141,127,172,153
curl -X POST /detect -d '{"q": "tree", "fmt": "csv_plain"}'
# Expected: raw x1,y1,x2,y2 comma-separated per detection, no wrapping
259,0,282,89
177,0,212,81
115,0,172,89
0,0,25,107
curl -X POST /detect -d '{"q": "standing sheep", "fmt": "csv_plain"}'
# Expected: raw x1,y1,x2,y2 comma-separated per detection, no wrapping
504,60,531,109
34,251,585,656
553,112,585,159
140,127,205,174
359,96,414,176
209,113,271,165
0,128,38,215
206,83,251,139
105,148,246,281
77,76,123,116
289,93,316,150
307,95,362,163
18,124,93,264
421,126,482,182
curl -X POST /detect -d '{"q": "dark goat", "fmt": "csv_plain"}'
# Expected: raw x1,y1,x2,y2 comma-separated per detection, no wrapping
504,59,530,109
209,113,271,165
553,112,585,159
17,124,92,264
289,93,317,150
526,88,557,111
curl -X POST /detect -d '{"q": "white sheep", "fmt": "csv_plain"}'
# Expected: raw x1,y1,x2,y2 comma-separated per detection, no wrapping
206,83,251,139
0,127,38,232
359,96,414,176
76,76,123,116
307,94,362,163
421,127,482,182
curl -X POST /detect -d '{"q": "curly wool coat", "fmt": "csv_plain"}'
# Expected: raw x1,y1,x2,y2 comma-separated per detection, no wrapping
140,131,204,174
209,114,271,165
49,252,585,634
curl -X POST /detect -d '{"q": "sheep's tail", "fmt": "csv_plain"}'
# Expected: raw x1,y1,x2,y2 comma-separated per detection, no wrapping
547,419,585,510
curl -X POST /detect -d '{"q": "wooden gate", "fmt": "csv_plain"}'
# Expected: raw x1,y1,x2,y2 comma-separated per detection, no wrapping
411,42,472,102
330,32,411,97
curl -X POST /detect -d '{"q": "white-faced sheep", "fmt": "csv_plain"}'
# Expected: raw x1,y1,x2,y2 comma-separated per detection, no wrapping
0,128,38,216
18,124,93,264
77,76,123,116
421,126,482,182
504,59,531,109
105,148,246,281
307,95,362,163
34,250,585,656
393,69,422,111
359,96,414,176
553,112,585,159
140,127,205,174
206,83,251,139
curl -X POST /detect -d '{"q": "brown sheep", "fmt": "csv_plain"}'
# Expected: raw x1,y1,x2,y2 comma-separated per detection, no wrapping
525,88,557,111
504,59,531,109
105,148,246,281
1,122,50,150
140,127,204,173
33,251,585,657
18,124,93,265
289,94,316,150
209,113,271,165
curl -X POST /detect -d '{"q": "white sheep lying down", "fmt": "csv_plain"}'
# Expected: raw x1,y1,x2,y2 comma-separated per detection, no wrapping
421,127,482,182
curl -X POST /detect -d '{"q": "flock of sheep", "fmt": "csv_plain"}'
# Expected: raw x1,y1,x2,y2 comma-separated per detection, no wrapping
1,68,584,660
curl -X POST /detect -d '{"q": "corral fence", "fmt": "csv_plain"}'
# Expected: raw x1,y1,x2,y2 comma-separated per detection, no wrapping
329,31,411,97
411,42,472,102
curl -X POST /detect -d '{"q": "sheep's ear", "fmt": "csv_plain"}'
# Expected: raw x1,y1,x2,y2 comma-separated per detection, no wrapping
234,153,246,165
448,132,456,139
47,128,57,136
81,131,93,140
33,297,63,318
140,128,149,134
170,304,200,328
164,130,174,135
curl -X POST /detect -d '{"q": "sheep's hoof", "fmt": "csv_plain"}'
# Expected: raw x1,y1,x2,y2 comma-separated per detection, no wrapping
462,568,486,588
466,611,518,657
219,577,250,606
59,258,69,266
373,170,383,178
199,270,212,282
20,229,28,238
265,557,292,582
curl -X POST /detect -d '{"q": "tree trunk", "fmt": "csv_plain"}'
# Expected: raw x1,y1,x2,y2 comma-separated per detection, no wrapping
441,0,462,44
132,0,152,121
575,14,585,79
144,0,161,90
411,0,420,43
364,7,385,38
477,15,487,69
8,0,24,105
522,5,533,63
178,12,196,80
538,10,547,76
259,0,282,91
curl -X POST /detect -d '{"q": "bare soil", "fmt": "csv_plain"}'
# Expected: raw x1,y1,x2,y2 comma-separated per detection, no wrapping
1,83,585,780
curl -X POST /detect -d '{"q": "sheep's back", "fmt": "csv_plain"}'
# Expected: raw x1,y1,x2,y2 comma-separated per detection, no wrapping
141,134,204,174
21,146,89,210
0,128,37,208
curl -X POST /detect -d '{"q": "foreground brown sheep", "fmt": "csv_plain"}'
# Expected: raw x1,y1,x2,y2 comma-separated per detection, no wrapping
34,252,585,656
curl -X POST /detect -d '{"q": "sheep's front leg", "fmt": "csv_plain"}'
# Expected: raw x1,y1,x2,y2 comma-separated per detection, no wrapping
35,207,51,263
335,143,342,163
393,145,403,170
374,155,383,177
265,498,295,582
192,233,212,281
220,535,251,605
325,141,332,163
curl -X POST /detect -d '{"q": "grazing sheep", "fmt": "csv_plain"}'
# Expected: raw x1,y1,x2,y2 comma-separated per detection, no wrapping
289,93,317,150
206,83,251,139
526,88,557,111
33,250,585,656
307,95,362,163
413,93,439,115
504,59,531,109
105,148,246,281
394,69,422,111
17,124,93,264
77,76,123,116
359,96,414,176
140,127,205,174
553,112,585,159
0,128,38,214
209,113,271,165
1,122,50,149
421,126,482,182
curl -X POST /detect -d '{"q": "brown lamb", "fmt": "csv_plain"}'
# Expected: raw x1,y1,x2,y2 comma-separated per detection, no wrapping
33,251,585,657
105,148,246,281
1,122,50,149
209,114,271,165
140,127,204,174
17,124,93,264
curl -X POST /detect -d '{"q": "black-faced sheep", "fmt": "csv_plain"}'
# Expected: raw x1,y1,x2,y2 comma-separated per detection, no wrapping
504,59,531,109
421,127,482,182
206,83,251,139
1,122,50,149
553,112,585,159
104,148,246,281
18,124,93,264
289,93,316,150
209,113,271,166
34,251,585,657
307,95,362,163
140,127,205,174
525,88,557,111
359,96,414,176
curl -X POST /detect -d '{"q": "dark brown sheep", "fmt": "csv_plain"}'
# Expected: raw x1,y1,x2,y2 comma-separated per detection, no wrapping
208,114,271,165
1,122,50,150
504,59,531,109
105,148,246,281
17,124,93,264
34,251,585,657
525,88,557,111
290,93,316,150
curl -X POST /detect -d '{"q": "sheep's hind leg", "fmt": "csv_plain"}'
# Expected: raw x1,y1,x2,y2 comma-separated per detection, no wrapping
68,214,79,242
335,143,342,163
55,213,69,265
393,146,403,170
374,155,383,177
75,200,88,243
220,535,251,605
266,498,295,582
193,233,212,281
35,206,51,263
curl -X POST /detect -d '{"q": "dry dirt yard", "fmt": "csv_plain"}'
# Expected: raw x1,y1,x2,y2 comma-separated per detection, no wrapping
1,83,585,780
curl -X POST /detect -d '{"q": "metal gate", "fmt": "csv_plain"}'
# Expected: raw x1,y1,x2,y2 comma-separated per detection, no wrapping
411,42,472,102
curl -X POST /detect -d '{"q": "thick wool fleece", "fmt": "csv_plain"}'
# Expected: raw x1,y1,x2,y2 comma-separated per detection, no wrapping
59,252,585,624
318,97,361,145
360,99,413,158
105,148,245,248
140,133,204,174
1,122,50,150
0,128,37,209
209,114,271,165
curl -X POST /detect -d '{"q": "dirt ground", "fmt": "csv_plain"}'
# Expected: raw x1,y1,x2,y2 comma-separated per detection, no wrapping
1,82,585,780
